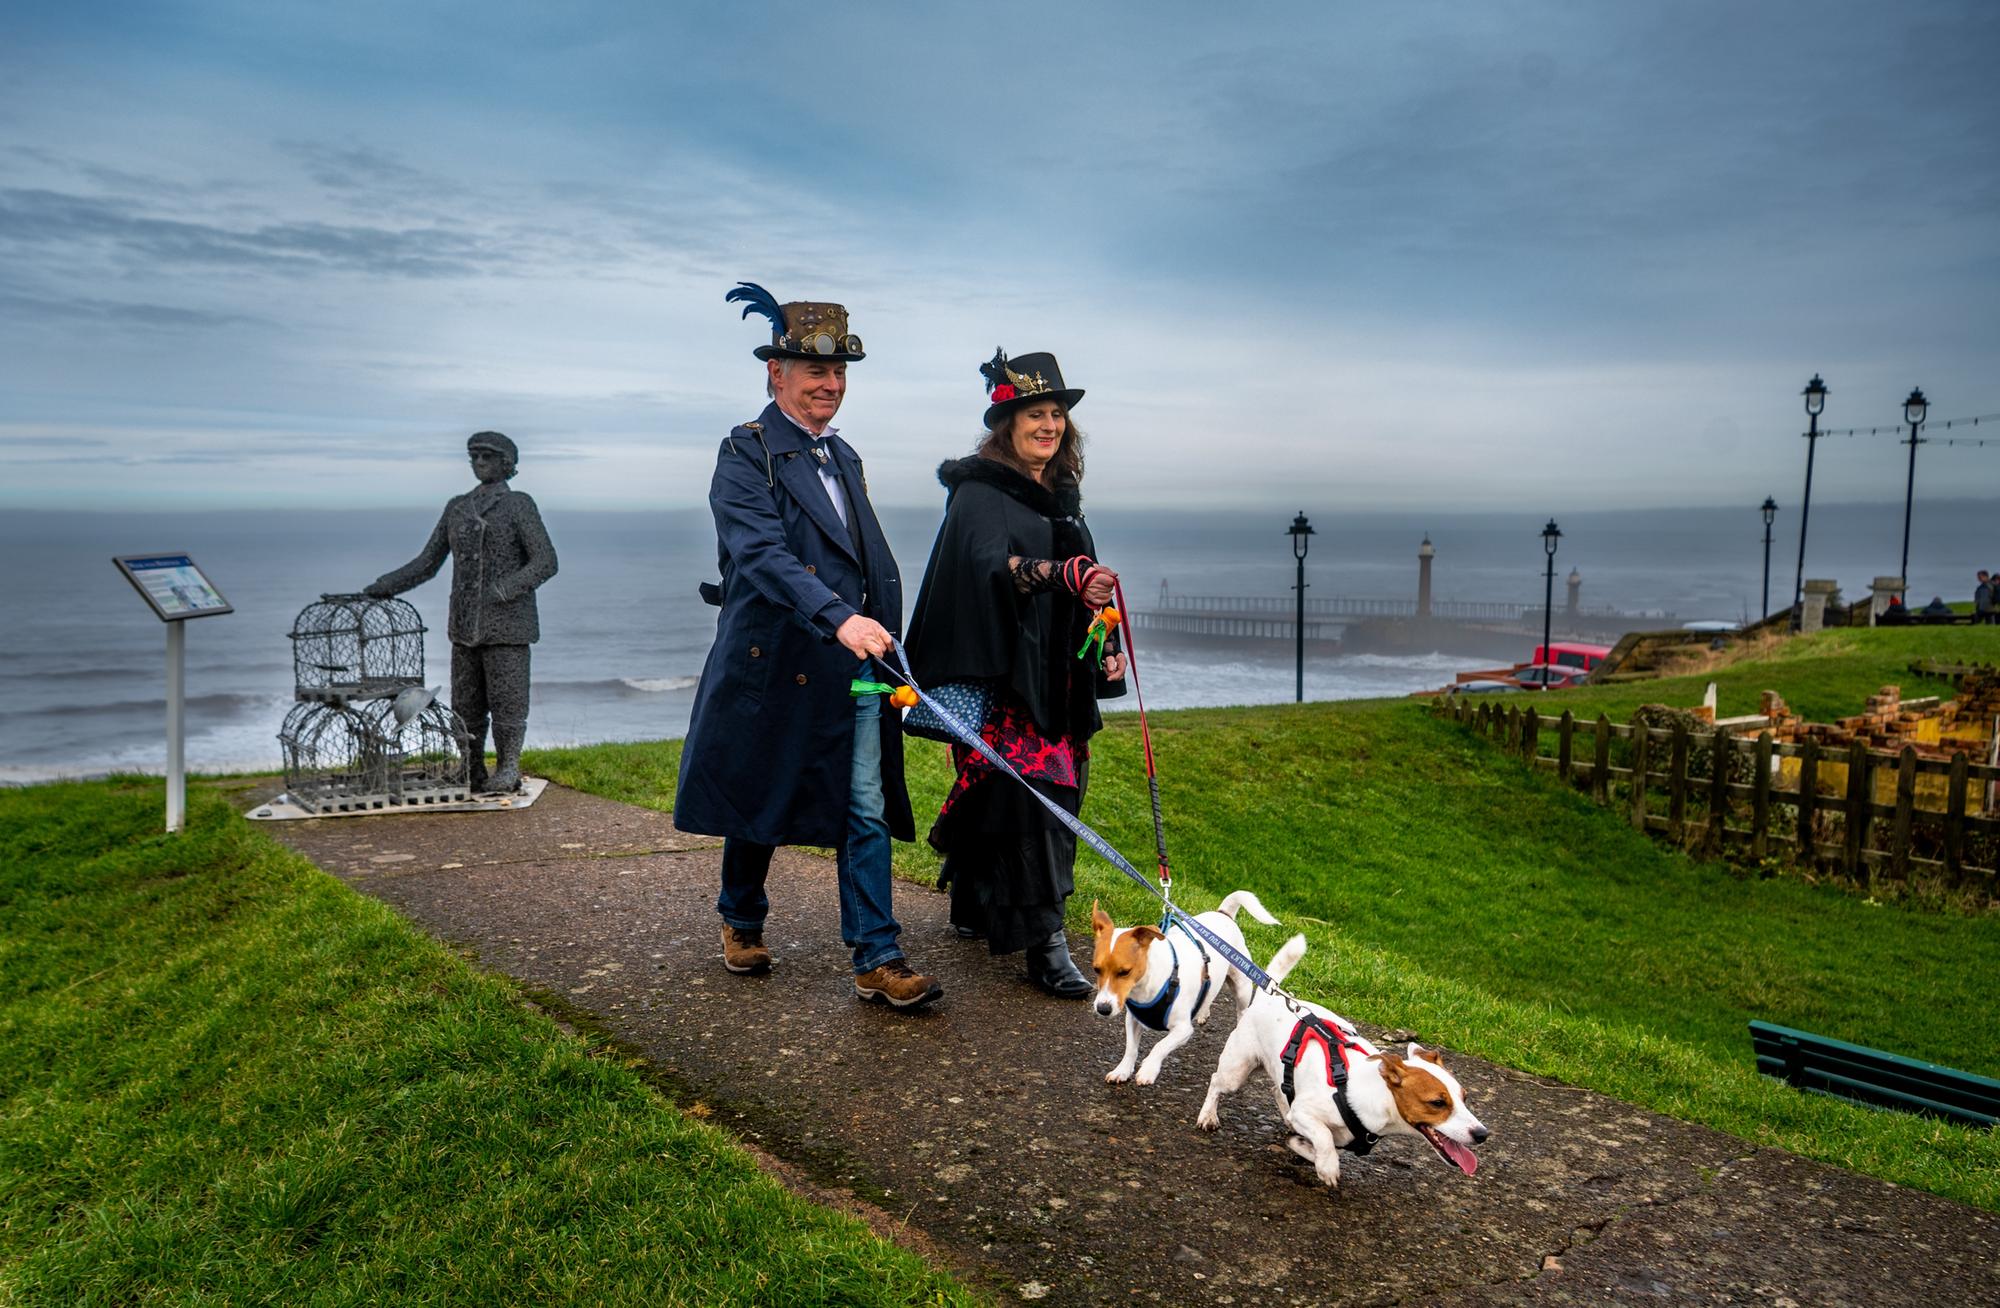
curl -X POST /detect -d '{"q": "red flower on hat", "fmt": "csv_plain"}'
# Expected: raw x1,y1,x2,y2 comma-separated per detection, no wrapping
991,384,1017,403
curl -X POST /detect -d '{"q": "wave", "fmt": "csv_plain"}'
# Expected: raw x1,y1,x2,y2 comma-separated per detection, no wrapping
534,676,701,695
1335,651,1479,672
0,692,280,722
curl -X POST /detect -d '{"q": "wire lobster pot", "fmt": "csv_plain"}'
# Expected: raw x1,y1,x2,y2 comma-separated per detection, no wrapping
289,593,426,704
279,696,471,815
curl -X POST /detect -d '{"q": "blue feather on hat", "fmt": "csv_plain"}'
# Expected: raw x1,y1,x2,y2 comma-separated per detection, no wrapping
726,281,787,334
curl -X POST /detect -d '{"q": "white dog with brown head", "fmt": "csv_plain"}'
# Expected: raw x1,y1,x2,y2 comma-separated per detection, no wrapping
1091,890,1280,1086
1196,935,1488,1189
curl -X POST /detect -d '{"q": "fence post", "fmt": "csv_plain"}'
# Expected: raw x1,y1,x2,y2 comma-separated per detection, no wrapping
1630,726,1651,830
1944,752,1968,883
1668,722,1690,843
1843,741,1871,881
1521,708,1540,763
1891,746,1917,882
1706,729,1730,856
1797,739,1819,866
1557,711,1575,785
1592,714,1611,804
1752,731,1773,861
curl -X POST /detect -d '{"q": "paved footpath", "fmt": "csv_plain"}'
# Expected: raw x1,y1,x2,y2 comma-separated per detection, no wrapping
264,783,1998,1306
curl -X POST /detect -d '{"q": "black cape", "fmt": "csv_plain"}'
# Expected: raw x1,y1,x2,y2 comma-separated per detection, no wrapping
904,455,1123,740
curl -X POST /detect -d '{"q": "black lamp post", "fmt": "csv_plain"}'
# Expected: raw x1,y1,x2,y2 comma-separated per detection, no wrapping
1760,497,1778,620
1898,387,1928,593
1540,519,1562,685
1286,511,1315,703
1790,373,1827,628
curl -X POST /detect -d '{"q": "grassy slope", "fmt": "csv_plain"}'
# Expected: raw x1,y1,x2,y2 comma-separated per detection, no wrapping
0,781,974,1306
529,626,2000,1210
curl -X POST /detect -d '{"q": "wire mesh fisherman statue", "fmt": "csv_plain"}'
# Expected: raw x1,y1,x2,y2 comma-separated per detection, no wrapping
366,431,559,793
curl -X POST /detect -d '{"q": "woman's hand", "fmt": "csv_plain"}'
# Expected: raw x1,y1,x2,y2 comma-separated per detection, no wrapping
1103,653,1127,682
1081,566,1117,608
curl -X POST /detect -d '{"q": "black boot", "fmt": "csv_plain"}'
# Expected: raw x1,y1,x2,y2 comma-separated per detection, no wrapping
1025,930,1092,999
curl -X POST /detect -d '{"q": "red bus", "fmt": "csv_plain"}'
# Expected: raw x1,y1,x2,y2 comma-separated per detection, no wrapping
1531,641,1613,671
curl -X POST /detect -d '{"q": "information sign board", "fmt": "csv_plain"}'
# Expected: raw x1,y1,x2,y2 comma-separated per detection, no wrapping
113,553,234,622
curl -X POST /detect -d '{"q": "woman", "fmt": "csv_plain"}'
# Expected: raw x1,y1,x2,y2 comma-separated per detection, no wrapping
904,348,1126,998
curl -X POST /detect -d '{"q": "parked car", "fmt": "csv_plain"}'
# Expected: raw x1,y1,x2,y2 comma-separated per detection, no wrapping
1531,641,1613,671
1449,679,1523,694
1512,664,1590,690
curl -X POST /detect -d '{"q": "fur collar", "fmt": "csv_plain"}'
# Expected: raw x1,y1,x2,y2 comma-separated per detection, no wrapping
937,455,1081,518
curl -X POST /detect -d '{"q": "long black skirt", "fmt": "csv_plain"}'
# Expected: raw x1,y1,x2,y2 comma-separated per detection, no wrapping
929,761,1087,956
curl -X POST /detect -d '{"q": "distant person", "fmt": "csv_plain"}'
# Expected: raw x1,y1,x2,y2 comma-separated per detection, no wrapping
674,283,942,1011
1976,570,1993,624
1922,596,1954,619
1879,593,1911,626
366,432,558,794
904,348,1126,999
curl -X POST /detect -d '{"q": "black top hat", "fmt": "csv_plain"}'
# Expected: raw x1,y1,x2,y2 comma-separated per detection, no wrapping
980,348,1084,431
727,281,866,362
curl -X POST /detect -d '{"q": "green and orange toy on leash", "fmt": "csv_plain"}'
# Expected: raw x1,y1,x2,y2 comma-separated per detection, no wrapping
1076,604,1121,667
850,677,919,708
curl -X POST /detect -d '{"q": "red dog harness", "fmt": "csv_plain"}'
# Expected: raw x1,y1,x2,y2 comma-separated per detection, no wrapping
1279,1013,1380,1155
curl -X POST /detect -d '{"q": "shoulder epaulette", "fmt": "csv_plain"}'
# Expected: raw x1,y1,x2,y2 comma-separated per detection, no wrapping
727,422,775,487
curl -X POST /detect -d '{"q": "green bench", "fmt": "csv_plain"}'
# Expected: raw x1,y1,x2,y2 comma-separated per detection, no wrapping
1750,1021,2000,1127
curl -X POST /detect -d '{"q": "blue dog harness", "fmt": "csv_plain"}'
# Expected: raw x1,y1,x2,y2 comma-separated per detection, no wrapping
1124,917,1214,1032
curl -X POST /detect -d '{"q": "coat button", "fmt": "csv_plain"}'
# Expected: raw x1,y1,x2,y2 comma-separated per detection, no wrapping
805,564,816,574
749,646,762,658
795,673,808,685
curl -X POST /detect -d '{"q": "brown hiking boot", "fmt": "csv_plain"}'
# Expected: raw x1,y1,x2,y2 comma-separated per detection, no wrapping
854,958,943,1009
720,925,771,975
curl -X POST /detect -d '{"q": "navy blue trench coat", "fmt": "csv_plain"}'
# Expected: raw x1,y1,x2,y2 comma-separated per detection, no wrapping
674,404,915,848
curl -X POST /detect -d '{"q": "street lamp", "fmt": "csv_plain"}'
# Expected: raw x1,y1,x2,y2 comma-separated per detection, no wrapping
1540,518,1562,686
1790,373,1827,628
1760,497,1778,620
1898,387,1928,594
1286,511,1315,703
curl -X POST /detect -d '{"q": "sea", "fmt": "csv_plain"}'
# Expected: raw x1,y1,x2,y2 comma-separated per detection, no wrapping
3,500,1994,783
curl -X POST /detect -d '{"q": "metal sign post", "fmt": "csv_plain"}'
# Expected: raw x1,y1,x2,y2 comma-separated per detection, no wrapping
113,554,233,833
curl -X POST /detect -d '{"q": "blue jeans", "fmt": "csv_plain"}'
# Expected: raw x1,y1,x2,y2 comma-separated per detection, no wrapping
717,694,902,974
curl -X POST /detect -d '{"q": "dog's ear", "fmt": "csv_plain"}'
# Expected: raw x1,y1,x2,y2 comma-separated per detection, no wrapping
1092,901,1113,934
1413,1044,1446,1069
1374,1052,1405,1087
1127,924,1166,946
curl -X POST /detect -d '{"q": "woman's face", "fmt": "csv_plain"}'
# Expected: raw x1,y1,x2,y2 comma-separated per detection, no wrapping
1008,402,1066,470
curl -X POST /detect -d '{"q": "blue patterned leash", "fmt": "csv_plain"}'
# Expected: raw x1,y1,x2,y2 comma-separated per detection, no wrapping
879,639,1277,994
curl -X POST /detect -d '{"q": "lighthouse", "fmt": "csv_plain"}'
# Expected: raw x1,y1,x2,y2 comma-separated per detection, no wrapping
1417,534,1435,619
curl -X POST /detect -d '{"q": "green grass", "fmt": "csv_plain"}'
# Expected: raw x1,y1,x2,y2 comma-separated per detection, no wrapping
529,628,2000,1211
0,780,975,1306
1540,625,2000,723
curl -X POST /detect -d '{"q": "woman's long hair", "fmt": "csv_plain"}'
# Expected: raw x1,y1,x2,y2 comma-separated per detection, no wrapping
976,404,1085,488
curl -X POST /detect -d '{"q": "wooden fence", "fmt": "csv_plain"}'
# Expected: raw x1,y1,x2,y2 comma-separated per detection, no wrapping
1432,697,1999,889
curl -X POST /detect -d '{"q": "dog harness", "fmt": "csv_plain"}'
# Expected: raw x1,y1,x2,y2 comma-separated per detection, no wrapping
1123,918,1213,1033
1279,1013,1380,1155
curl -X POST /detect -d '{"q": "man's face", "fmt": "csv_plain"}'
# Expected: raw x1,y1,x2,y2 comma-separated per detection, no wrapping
470,449,510,484
770,358,846,426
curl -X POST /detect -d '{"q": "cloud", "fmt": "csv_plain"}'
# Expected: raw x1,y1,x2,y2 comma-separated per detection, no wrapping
0,187,504,278
0,290,265,330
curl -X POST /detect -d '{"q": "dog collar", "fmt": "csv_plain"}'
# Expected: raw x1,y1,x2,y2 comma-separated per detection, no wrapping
1123,919,1214,1033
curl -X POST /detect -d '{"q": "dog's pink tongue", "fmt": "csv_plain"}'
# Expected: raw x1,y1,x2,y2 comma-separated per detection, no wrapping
1424,1127,1479,1176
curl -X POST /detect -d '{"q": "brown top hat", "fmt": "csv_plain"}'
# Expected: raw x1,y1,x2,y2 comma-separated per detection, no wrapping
727,281,866,362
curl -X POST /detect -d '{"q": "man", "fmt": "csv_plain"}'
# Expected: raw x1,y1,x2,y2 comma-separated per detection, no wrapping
675,282,941,1010
1976,570,1992,625
367,432,558,794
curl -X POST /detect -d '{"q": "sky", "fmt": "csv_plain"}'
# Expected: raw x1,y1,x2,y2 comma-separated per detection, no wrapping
2,0,1996,514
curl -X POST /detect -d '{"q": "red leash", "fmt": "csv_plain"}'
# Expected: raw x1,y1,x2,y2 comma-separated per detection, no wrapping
1111,579,1172,895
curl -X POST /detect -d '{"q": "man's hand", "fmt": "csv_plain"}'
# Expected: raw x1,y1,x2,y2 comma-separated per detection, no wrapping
836,614,894,660
1081,566,1117,608
1103,652,1127,682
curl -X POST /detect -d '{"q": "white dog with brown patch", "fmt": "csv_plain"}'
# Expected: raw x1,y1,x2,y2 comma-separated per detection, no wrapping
1091,891,1280,1086
1197,935,1488,1189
